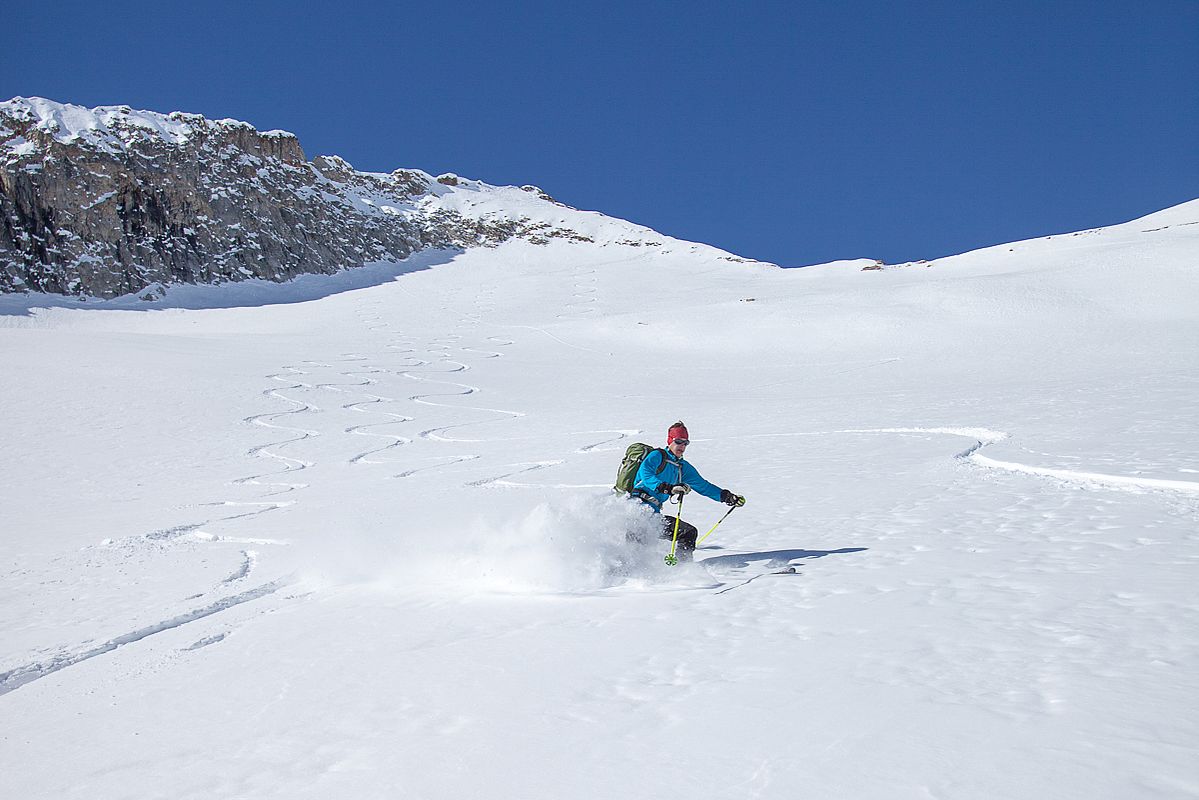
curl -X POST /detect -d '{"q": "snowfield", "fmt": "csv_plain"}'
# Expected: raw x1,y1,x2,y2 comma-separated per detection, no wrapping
1,197,1197,799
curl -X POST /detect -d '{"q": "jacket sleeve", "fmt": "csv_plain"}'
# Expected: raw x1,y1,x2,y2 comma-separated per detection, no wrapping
681,461,723,502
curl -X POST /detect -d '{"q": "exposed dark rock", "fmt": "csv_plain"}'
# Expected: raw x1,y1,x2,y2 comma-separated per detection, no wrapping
0,98,592,298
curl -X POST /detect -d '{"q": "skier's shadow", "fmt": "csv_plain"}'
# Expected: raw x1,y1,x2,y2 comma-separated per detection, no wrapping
697,547,867,569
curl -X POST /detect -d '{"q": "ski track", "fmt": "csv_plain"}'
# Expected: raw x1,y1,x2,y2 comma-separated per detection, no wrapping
710,569,800,595
220,550,257,584
576,429,639,454
234,366,319,496
309,355,416,465
344,392,415,464
0,515,293,697
403,357,527,444
336,282,623,487
339,296,528,475
737,426,1199,501
971,453,1199,494
300,256,643,485
468,431,638,489
467,460,565,488
0,579,287,696
360,269,641,481
853,427,1199,498
555,267,598,319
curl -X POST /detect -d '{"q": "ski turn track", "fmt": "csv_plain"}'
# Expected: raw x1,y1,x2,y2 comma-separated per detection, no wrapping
844,427,1199,498
750,427,1199,500
235,366,320,496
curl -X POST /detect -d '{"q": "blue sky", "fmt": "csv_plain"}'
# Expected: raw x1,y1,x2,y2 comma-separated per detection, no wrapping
3,1,1196,265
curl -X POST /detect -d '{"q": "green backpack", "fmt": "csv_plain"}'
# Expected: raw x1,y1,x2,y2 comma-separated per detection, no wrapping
614,443,668,494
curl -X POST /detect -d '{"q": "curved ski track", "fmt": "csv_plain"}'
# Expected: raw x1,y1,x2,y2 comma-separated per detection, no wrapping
798,427,1199,500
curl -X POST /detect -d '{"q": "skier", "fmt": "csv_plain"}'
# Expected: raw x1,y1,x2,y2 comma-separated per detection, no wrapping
630,421,745,562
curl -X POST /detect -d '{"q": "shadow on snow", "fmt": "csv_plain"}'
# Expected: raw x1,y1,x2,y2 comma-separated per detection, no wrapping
0,248,463,316
698,547,868,570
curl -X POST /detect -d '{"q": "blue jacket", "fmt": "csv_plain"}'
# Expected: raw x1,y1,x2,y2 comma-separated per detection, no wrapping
633,448,723,512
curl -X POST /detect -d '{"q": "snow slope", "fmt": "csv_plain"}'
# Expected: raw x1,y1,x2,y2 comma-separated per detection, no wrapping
1,199,1197,799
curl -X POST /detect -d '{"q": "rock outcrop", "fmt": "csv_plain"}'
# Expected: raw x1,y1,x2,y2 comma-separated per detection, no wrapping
0,98,593,298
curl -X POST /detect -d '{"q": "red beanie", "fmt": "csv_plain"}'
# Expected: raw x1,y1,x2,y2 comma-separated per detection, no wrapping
667,421,689,445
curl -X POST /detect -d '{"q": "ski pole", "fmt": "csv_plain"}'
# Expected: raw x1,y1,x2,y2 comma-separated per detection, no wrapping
696,505,737,547
665,493,684,566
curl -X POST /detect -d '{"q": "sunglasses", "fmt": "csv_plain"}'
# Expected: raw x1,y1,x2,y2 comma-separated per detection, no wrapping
672,439,690,446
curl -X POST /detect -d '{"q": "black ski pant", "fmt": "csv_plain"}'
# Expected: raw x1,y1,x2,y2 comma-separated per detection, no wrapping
661,516,698,560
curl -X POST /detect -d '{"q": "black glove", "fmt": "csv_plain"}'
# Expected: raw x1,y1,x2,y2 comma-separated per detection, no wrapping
658,483,690,496
720,489,746,507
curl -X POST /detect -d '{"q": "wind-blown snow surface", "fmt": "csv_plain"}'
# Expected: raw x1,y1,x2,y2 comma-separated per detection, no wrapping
2,200,1198,799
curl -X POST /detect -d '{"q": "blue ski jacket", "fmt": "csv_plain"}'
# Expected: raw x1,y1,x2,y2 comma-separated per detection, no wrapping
633,449,723,512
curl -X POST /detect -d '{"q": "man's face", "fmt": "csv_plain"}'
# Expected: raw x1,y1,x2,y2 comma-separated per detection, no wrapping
668,438,689,458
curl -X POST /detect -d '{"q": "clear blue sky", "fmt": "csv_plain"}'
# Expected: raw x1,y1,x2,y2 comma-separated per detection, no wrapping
4,1,1196,265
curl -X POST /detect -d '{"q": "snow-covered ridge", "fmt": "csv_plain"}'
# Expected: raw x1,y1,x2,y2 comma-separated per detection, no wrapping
0,96,271,153
2,97,765,299
0,96,729,250
794,198,1199,277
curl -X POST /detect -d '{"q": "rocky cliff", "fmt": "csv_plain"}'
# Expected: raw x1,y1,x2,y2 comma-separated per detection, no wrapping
0,98,599,299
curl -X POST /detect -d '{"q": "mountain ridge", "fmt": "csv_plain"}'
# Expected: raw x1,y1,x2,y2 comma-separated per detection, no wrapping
1,97,761,300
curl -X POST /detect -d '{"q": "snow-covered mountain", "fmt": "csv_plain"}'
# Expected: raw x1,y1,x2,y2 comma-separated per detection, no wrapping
0,101,1196,799
0,97,760,299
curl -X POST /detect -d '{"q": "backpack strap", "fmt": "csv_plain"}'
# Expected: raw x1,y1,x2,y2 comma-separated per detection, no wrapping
658,448,684,485
630,489,663,511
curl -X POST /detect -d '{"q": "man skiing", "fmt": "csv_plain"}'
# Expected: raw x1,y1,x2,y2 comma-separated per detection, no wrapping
630,421,745,562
